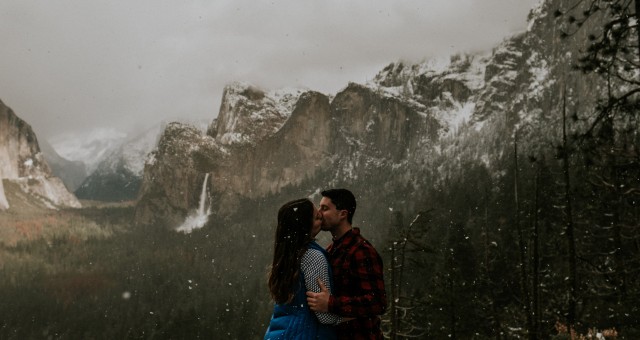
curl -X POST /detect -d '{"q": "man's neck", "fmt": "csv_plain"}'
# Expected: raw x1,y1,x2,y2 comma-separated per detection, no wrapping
331,223,352,241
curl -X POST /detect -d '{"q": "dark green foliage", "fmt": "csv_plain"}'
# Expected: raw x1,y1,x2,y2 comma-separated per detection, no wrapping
75,167,141,202
558,0,640,136
378,118,639,339
0,206,273,339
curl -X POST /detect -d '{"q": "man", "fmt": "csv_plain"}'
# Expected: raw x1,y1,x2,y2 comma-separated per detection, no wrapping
306,188,387,339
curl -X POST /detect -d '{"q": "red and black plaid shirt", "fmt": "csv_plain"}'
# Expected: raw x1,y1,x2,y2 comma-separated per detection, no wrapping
327,228,387,340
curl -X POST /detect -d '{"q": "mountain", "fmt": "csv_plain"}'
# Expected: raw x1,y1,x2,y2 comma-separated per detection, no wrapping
206,82,306,146
134,54,495,231
74,119,211,202
40,138,87,191
133,0,606,234
134,84,305,226
0,99,81,210
129,0,640,336
74,123,164,202
49,128,128,174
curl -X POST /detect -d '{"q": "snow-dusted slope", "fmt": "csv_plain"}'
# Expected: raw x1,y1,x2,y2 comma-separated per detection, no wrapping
74,123,166,201
368,53,490,137
136,0,607,230
74,119,209,202
49,128,127,174
102,124,164,176
207,82,306,145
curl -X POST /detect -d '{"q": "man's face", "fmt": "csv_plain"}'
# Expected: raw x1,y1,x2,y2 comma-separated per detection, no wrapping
311,206,323,237
319,196,342,231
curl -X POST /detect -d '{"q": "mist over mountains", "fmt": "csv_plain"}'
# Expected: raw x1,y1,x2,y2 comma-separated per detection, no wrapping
0,0,586,224
133,11,547,233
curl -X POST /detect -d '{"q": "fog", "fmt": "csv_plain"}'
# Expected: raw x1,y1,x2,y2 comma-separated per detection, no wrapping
0,0,539,141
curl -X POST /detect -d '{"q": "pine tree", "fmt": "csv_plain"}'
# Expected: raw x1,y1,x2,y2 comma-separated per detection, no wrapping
556,0,640,134
557,2,640,335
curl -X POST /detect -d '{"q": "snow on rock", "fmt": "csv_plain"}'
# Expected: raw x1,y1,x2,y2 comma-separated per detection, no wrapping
435,101,476,137
527,51,552,99
527,0,547,32
49,127,127,173
365,53,492,138
97,123,165,177
208,82,306,146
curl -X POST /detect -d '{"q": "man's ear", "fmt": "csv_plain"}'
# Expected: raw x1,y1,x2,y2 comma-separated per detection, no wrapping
338,210,348,220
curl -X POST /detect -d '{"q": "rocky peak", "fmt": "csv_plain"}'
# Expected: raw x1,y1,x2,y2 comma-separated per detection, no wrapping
135,0,611,231
0,99,80,209
372,54,488,106
472,35,530,123
206,82,305,146
134,122,226,226
0,99,47,179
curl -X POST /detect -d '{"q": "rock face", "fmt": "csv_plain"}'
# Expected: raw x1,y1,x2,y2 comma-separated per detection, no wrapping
207,82,304,146
135,80,441,228
135,85,308,226
75,123,165,202
40,139,87,192
134,0,617,234
0,100,43,179
134,122,225,227
0,99,81,210
211,91,333,200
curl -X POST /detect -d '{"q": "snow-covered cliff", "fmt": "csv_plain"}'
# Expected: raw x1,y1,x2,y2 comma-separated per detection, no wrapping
134,0,615,232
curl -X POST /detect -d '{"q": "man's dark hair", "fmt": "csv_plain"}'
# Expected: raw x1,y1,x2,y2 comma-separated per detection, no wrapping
321,188,356,224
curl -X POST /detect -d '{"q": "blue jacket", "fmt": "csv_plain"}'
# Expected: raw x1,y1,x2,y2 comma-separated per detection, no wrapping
264,242,337,340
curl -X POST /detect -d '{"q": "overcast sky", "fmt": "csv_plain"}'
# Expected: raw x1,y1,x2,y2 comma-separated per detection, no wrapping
0,0,539,141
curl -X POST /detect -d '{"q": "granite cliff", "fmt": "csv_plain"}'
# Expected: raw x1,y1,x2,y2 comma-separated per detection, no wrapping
0,99,81,210
134,0,619,240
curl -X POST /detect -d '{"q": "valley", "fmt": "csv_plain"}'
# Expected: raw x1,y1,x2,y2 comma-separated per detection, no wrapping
1,0,639,337
0,202,272,339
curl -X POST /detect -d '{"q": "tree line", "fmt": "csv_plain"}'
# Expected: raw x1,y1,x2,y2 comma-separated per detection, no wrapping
383,1,640,338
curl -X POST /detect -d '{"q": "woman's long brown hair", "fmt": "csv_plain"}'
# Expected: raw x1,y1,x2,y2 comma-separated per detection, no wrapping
268,198,314,304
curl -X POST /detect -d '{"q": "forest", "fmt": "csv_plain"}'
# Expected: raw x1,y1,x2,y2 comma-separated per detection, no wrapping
377,1,640,338
1,0,639,339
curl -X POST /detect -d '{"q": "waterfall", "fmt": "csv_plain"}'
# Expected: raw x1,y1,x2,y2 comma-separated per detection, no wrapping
176,173,211,233
196,173,209,215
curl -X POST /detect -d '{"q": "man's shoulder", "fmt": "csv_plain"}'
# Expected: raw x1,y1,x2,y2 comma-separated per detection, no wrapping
348,230,381,256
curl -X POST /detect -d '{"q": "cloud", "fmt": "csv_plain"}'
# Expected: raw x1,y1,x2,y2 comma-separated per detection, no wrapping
0,0,538,140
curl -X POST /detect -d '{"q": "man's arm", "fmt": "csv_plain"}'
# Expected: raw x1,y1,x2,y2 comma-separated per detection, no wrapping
306,280,355,323
328,245,387,317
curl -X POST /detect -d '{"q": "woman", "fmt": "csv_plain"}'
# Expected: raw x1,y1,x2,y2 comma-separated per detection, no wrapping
264,198,343,339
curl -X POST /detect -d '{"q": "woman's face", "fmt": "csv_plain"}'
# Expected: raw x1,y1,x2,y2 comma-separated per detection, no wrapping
311,206,323,238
